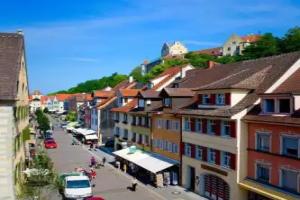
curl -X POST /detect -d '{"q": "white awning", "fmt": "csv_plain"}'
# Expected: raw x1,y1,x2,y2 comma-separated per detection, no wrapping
74,128,96,136
113,147,178,173
84,134,98,140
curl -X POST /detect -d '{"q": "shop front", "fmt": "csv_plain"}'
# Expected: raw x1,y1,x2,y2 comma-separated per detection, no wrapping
113,146,179,187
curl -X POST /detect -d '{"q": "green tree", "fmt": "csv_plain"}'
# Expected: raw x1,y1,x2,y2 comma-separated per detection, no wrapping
130,66,145,83
242,33,280,59
281,26,300,53
66,111,77,122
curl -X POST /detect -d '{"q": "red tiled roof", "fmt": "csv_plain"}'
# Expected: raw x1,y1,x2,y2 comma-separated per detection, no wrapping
93,90,115,98
119,89,140,97
55,93,73,101
111,99,137,113
241,34,261,43
193,47,222,56
40,96,48,104
152,66,183,90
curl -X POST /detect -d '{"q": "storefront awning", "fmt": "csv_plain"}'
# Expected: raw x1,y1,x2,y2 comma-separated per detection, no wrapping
113,147,178,174
239,179,299,200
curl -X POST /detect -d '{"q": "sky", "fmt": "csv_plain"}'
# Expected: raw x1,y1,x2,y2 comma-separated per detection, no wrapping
0,0,299,94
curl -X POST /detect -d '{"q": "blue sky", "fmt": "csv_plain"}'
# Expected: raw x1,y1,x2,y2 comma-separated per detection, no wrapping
1,0,299,94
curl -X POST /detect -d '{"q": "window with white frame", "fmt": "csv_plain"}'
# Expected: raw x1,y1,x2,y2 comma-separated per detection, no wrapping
256,163,270,183
184,144,191,157
221,121,231,136
216,94,225,105
172,120,180,131
282,136,299,158
195,119,202,133
221,152,231,168
163,140,168,151
123,114,128,122
184,117,191,131
281,169,299,193
159,139,164,149
132,132,136,142
256,132,270,152
208,120,216,135
157,119,163,129
208,148,216,164
195,146,203,160
144,135,149,145
115,127,120,136
202,94,210,105
263,99,275,113
123,129,128,139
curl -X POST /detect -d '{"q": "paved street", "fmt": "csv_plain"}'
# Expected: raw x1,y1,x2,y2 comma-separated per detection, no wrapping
47,124,162,200
47,118,206,200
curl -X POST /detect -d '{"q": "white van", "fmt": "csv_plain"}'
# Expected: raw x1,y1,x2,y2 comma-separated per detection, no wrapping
63,175,92,199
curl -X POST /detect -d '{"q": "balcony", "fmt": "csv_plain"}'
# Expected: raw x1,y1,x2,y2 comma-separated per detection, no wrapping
114,119,119,123
122,120,128,124
115,134,120,138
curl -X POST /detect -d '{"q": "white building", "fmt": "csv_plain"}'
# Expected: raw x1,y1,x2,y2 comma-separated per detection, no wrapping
161,41,188,57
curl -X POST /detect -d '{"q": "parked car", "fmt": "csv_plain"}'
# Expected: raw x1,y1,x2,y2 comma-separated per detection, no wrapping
63,175,93,199
86,197,105,200
105,140,114,148
44,140,57,149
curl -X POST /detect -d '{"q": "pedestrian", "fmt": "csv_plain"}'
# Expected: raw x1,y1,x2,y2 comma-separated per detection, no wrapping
131,177,138,191
90,142,94,150
90,156,96,167
102,157,106,166
90,168,96,179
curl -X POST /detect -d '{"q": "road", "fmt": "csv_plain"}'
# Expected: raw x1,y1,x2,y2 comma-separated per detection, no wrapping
46,120,162,200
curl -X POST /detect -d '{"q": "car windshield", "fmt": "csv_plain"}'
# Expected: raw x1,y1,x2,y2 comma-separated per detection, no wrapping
66,180,90,188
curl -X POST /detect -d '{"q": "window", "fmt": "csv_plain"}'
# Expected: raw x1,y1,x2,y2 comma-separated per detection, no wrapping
163,140,168,151
166,120,171,130
208,149,216,164
195,146,203,160
132,132,136,142
123,114,127,122
115,127,120,136
195,119,202,133
184,118,191,131
172,144,178,153
221,152,231,168
202,94,210,105
279,99,290,113
263,99,275,113
184,144,191,157
138,134,142,144
124,98,128,103
282,136,299,158
163,98,172,107
221,121,231,136
157,119,163,129
256,132,270,152
256,163,270,183
208,120,216,135
216,94,225,105
115,113,119,121
138,99,145,108
173,121,180,131
168,142,172,152
118,97,123,105
144,135,149,145
123,129,128,139
281,169,299,193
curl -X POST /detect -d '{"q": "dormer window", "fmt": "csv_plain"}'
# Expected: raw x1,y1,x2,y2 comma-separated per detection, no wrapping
263,99,275,113
118,97,123,105
138,99,145,108
202,94,210,105
147,82,154,89
279,99,290,113
146,100,151,106
216,94,225,105
163,98,172,107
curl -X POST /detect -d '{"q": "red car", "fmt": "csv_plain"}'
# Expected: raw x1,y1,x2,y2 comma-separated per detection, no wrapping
44,140,57,149
85,197,105,200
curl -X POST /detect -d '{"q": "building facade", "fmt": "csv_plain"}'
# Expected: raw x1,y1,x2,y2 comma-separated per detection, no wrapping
0,32,30,198
161,41,188,57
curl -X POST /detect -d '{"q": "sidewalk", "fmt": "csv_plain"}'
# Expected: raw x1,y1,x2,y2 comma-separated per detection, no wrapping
89,146,208,200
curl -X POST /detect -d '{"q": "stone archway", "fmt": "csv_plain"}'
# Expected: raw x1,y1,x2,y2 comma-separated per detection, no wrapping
201,174,230,200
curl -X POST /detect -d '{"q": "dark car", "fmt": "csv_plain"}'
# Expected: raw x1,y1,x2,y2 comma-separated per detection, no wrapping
105,140,114,148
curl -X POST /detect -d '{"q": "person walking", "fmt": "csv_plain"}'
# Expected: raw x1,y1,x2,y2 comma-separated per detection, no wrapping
89,142,94,150
131,177,138,191
102,157,106,166
90,156,96,167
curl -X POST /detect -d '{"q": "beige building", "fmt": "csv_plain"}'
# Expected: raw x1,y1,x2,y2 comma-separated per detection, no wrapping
161,41,188,57
222,34,260,56
0,32,30,199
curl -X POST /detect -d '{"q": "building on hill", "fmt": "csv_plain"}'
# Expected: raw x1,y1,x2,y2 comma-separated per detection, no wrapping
161,41,188,57
141,58,163,76
222,34,261,56
0,31,30,198
241,67,300,200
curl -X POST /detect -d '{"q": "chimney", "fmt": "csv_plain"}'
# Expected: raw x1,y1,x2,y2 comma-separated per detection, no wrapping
129,76,134,83
207,60,220,69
